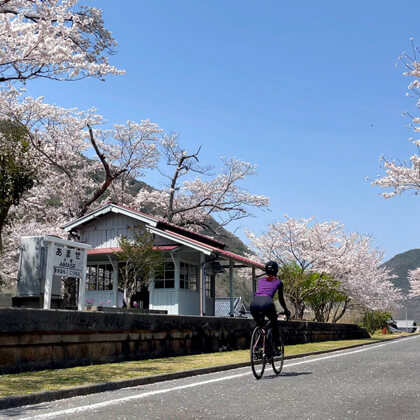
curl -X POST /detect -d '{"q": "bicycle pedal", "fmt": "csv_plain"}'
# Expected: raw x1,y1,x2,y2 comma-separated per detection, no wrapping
273,348,282,357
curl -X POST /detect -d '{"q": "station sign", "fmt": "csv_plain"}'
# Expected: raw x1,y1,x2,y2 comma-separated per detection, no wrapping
52,244,84,278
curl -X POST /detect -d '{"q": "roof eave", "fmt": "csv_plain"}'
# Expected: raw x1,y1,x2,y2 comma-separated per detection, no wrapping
62,204,159,232
147,226,213,256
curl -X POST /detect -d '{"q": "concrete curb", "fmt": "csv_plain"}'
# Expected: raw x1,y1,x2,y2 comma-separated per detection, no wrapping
0,335,408,410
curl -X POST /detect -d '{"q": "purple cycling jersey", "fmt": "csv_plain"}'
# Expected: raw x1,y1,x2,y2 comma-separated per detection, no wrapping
255,276,281,298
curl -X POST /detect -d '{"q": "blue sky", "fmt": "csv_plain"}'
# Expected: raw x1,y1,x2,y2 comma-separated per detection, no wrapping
29,0,419,261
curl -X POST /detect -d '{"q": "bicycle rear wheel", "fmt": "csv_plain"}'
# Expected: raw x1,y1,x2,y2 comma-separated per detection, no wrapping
250,327,266,379
271,332,285,375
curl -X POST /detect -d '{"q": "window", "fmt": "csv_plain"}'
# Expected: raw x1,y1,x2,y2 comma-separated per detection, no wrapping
180,262,198,290
86,264,113,291
154,261,175,289
153,261,199,290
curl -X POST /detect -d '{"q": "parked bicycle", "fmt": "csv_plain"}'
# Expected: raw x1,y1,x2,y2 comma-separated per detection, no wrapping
250,312,290,379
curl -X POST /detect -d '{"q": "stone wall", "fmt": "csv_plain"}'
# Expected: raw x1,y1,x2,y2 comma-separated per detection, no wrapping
0,308,369,374
0,294,12,308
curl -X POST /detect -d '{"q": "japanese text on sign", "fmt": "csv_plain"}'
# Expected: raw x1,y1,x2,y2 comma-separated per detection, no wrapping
52,244,84,278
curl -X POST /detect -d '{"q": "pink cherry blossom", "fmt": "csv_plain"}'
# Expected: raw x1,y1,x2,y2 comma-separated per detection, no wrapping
135,133,269,232
372,40,420,197
246,216,403,312
408,267,420,298
0,0,124,83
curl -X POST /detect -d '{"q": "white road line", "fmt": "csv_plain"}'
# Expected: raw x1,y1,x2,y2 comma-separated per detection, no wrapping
19,335,420,419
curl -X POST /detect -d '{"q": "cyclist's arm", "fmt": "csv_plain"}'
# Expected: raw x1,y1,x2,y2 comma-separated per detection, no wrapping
277,282,290,314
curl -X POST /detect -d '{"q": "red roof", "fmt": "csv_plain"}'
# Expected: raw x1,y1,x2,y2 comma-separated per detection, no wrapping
157,220,226,248
71,202,262,269
87,245,179,255
218,249,265,269
158,228,263,269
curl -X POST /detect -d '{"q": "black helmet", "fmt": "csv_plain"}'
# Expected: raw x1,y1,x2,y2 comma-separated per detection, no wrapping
265,261,278,276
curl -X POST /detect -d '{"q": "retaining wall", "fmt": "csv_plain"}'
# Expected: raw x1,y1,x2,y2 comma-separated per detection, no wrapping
0,308,369,374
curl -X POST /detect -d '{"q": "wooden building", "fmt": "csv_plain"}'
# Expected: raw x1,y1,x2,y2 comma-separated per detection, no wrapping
62,203,264,316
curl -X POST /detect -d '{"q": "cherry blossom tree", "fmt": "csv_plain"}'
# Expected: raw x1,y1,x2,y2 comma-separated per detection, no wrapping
135,133,269,232
0,87,162,218
0,0,159,290
246,216,403,321
244,216,346,318
0,0,124,83
246,216,351,319
408,267,420,298
372,152,420,198
0,91,162,290
336,234,402,313
372,40,420,197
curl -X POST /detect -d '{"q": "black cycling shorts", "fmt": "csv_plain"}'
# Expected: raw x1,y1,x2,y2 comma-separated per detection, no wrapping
250,295,276,326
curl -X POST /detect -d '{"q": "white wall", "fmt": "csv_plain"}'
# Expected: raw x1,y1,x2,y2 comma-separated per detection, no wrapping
150,289,214,316
78,214,180,249
78,214,142,248
150,289,178,315
178,289,200,315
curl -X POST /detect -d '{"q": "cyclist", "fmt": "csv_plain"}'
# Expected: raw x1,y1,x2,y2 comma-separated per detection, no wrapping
250,261,291,355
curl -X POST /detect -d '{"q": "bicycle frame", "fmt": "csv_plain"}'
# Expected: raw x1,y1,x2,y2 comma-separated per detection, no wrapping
252,326,267,353
250,315,287,379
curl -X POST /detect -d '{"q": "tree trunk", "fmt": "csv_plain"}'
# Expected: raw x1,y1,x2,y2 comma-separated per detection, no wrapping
313,307,326,322
331,299,349,323
293,299,305,319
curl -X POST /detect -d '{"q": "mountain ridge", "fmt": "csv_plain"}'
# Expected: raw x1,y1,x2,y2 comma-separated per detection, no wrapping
381,248,420,321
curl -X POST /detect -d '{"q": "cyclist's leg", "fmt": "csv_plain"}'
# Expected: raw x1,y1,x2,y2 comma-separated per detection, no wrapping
250,297,266,327
265,303,280,348
250,309,264,327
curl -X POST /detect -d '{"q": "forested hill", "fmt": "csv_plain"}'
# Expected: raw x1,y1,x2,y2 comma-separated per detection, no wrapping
381,249,420,293
381,249,420,321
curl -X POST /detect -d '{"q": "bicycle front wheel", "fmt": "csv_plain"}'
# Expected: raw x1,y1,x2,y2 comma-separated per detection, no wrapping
250,327,266,379
271,332,285,375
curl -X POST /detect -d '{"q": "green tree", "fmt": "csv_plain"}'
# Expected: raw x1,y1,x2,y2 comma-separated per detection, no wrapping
279,262,309,318
280,262,348,321
0,120,36,252
116,227,164,305
304,276,348,323
359,309,392,334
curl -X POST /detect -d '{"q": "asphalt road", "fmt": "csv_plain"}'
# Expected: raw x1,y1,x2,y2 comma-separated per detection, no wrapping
1,335,420,420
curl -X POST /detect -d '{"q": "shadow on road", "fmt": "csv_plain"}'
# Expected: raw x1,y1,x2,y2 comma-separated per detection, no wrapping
0,403,49,418
281,371,312,377
262,371,312,380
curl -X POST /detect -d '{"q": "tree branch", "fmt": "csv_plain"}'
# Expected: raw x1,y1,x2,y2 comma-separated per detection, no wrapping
76,124,126,217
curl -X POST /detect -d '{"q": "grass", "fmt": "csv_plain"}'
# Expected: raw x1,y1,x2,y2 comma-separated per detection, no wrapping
0,332,412,398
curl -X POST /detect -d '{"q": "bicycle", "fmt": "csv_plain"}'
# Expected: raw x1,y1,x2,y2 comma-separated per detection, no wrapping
250,312,289,379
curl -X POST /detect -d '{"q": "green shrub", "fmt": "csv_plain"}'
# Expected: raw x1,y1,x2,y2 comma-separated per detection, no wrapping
359,310,392,334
